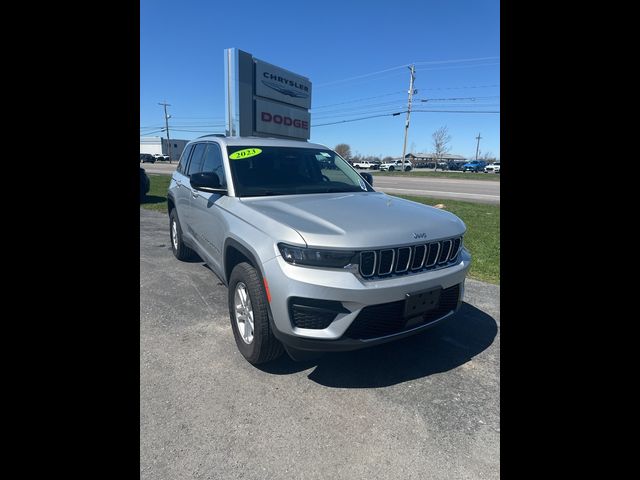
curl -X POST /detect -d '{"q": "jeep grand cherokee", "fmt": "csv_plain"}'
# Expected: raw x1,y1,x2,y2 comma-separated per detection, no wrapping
167,135,471,364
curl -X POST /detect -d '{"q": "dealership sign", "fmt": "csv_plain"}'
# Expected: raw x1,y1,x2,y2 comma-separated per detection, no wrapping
224,48,312,140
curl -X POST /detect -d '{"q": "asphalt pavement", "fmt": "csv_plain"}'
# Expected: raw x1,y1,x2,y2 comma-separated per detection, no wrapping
140,208,500,479
141,162,500,204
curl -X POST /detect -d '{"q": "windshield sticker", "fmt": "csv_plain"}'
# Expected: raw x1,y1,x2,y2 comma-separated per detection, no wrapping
229,148,262,160
320,152,331,157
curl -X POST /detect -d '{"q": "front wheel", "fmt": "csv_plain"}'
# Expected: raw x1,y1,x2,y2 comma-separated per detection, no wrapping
405,166,411,172
228,262,284,364
389,166,395,171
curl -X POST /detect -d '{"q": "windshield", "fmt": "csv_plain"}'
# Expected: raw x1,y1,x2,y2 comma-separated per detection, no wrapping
226,146,374,197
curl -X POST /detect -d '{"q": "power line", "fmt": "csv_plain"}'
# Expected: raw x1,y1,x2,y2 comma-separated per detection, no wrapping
312,112,403,127
311,91,405,109
422,84,499,91
412,109,500,113
413,56,499,66
312,109,499,128
415,62,500,72
315,56,499,88
140,129,165,137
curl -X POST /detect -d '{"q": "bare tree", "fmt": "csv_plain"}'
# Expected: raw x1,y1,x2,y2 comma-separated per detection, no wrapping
432,126,452,171
334,144,352,160
481,151,496,163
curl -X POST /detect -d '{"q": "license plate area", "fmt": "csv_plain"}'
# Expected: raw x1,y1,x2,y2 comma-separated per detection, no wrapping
404,287,441,318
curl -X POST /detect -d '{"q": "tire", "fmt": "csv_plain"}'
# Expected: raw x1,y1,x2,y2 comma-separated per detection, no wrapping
169,209,197,261
228,262,284,364
389,166,395,171
405,166,411,172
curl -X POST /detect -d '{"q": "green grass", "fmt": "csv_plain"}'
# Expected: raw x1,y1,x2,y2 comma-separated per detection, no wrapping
141,174,171,212
140,174,500,284
393,195,500,284
371,170,500,181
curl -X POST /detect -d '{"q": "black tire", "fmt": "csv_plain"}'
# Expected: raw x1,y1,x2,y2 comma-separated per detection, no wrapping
405,166,411,172
228,262,284,364
389,166,395,171
169,209,197,261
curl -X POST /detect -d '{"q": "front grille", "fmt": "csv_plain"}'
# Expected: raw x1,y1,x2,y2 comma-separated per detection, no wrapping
358,236,463,279
344,284,461,339
289,298,349,330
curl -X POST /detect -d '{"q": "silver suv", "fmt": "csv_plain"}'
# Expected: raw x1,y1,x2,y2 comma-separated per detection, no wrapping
167,135,471,364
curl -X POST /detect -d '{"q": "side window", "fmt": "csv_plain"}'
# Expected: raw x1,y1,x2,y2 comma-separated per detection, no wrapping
177,144,194,174
186,143,207,177
200,143,227,187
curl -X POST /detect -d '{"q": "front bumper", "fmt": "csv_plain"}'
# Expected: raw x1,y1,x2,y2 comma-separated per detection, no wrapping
262,249,471,351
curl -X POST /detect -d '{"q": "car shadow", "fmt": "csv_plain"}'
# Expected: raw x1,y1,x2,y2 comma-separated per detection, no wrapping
257,302,498,388
141,195,167,205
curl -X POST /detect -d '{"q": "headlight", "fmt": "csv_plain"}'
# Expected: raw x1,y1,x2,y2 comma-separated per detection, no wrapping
278,243,356,268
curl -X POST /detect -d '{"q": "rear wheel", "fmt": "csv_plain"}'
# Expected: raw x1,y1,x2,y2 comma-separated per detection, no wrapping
389,166,395,171
228,262,284,364
169,209,197,261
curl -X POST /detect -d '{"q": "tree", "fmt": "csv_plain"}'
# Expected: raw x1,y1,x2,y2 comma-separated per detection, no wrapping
481,151,496,163
382,156,394,163
334,144,352,159
432,126,452,171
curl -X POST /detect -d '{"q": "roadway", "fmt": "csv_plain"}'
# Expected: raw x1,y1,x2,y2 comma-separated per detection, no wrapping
141,162,500,204
140,208,500,479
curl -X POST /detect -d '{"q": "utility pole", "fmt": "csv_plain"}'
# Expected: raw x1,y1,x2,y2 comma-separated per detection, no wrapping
158,101,172,163
401,64,416,170
475,132,482,161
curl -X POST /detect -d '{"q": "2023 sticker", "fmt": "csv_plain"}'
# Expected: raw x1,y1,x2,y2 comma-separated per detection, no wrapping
229,148,262,160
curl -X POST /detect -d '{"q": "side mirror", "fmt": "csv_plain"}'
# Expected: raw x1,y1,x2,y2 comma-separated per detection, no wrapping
190,172,227,194
360,172,373,186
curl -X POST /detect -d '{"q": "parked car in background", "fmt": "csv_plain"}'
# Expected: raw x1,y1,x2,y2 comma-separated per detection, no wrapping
140,167,150,202
447,161,463,171
370,160,381,170
152,153,170,161
140,153,156,163
484,162,500,173
461,160,487,172
352,160,375,169
380,160,413,172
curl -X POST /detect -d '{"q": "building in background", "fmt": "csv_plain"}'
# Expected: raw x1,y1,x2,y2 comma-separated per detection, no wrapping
140,137,189,161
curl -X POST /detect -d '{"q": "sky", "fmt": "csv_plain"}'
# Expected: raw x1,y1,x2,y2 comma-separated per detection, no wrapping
140,0,500,159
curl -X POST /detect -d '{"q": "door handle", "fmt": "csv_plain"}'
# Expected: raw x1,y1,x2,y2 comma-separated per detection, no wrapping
191,189,200,198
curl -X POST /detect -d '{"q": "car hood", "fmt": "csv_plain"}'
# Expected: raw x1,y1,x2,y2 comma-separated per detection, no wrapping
237,192,466,249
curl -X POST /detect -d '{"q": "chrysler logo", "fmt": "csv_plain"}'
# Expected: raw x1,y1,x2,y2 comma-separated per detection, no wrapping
413,232,428,239
262,80,310,99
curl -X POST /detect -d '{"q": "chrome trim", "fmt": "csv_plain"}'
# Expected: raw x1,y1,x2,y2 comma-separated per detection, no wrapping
359,251,377,277
450,237,461,261
438,239,453,264
425,242,441,267
411,244,427,270
378,249,395,275
395,247,411,273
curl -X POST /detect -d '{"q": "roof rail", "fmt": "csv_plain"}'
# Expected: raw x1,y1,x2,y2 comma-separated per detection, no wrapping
196,133,226,139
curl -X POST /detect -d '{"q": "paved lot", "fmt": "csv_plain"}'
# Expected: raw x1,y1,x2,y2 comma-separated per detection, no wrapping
140,209,500,479
141,162,500,204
